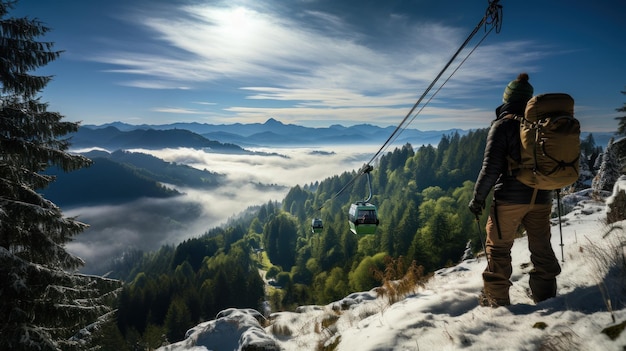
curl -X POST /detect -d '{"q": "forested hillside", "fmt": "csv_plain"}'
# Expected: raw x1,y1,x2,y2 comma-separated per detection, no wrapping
102,130,603,348
41,150,225,207
86,150,225,189
42,156,180,207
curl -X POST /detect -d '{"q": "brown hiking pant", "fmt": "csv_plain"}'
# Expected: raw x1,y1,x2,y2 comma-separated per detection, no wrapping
482,202,561,303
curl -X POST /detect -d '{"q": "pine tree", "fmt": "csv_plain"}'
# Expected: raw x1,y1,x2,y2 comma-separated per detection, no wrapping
164,298,193,342
575,149,594,190
580,133,603,174
615,88,626,136
0,2,121,350
593,138,621,193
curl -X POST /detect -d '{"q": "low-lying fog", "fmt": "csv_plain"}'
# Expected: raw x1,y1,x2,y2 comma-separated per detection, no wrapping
65,145,380,274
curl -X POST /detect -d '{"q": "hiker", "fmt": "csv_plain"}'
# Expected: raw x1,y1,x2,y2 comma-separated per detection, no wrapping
468,73,561,307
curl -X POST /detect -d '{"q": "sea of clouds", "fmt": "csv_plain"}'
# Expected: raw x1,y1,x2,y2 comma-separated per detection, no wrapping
65,145,379,273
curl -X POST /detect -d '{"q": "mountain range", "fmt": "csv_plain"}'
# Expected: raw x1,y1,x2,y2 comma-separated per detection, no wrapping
81,118,467,148
69,126,248,152
80,118,614,149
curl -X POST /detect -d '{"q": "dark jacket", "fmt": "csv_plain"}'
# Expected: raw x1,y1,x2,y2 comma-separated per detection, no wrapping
472,101,553,205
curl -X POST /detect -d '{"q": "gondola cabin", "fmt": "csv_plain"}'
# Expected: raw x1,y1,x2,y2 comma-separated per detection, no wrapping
311,218,323,234
348,202,379,235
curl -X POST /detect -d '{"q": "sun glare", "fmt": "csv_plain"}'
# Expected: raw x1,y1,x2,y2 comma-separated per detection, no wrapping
219,6,257,41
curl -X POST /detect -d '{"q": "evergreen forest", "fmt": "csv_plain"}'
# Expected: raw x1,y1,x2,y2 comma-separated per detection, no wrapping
106,131,603,348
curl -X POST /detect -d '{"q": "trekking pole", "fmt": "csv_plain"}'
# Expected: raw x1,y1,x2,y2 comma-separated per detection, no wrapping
475,214,491,272
556,189,565,263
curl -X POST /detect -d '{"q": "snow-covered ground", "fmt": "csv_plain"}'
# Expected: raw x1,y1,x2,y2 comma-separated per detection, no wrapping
159,184,626,351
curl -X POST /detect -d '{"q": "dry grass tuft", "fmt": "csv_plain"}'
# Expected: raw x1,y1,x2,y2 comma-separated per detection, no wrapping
371,256,429,305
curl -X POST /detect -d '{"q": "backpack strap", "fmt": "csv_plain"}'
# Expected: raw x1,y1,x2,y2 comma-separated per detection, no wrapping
503,114,540,206
503,114,524,176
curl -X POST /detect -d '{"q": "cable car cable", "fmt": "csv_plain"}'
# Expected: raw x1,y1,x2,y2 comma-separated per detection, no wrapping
365,0,502,167
384,22,497,152
314,0,503,212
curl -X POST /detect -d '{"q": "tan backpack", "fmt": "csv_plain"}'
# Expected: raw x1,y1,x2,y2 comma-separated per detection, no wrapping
508,93,580,190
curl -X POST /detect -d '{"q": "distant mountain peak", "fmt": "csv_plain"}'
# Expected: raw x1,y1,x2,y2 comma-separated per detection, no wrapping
264,118,284,126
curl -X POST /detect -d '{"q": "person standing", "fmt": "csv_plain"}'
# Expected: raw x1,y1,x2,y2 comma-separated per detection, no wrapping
468,73,561,307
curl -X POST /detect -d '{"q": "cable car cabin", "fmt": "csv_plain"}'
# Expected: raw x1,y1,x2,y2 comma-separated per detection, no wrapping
348,202,379,235
311,218,323,233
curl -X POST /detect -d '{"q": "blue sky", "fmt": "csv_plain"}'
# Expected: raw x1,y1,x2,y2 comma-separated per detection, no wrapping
12,0,626,132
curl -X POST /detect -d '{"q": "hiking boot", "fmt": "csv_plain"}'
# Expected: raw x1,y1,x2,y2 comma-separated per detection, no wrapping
478,291,510,308
529,275,557,303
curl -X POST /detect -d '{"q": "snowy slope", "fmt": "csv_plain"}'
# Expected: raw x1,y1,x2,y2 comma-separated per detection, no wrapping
159,185,626,351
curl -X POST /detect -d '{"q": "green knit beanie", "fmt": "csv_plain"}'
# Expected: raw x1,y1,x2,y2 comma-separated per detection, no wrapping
502,73,533,103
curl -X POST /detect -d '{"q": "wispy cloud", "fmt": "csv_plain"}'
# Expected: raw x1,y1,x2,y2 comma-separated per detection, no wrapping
101,3,545,86
91,2,549,128
152,107,205,114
